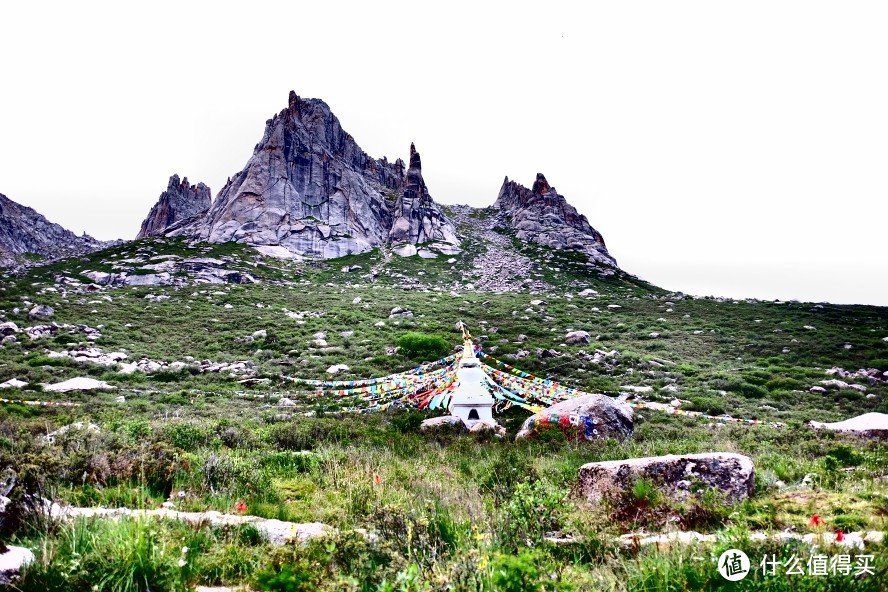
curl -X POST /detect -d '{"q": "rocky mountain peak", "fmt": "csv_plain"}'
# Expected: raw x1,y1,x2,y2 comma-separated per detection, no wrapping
388,143,458,255
136,174,211,239
151,90,459,259
494,175,616,268
531,173,552,195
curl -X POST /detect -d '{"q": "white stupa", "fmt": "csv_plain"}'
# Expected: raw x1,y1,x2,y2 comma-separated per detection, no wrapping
448,326,495,427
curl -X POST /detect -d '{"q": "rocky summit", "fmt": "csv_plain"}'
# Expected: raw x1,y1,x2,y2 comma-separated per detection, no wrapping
136,174,211,239
0,193,110,268
388,144,459,257
134,91,613,266
494,173,616,267
149,91,460,260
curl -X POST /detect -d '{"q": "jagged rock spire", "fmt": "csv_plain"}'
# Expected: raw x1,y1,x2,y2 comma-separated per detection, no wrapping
136,175,211,239
141,91,459,258
531,173,551,195
389,143,459,249
495,174,616,267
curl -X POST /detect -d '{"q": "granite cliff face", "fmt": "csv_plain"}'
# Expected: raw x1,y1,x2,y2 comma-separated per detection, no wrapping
494,174,616,267
388,144,459,256
165,91,459,259
0,193,109,268
136,175,211,239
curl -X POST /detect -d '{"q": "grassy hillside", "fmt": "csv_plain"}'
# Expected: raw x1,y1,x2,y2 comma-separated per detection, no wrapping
1,229,886,590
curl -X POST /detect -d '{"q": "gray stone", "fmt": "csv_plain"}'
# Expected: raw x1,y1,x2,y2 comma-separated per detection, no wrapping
0,545,35,585
124,273,172,286
515,394,634,442
565,330,591,345
43,377,115,392
420,415,468,433
468,419,506,438
28,304,54,320
578,452,755,504
326,364,350,375
0,321,20,336
809,413,888,438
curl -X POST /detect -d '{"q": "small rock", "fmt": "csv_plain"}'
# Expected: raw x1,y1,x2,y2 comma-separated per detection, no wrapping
326,364,350,375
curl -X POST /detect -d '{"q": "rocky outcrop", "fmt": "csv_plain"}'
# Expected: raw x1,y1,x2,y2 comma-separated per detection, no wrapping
388,144,459,253
164,91,459,259
0,193,111,268
494,174,616,267
136,175,211,239
578,453,755,504
515,394,633,442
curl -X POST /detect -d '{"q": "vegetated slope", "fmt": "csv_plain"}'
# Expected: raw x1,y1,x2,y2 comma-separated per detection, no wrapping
1,223,887,590
1,216,885,422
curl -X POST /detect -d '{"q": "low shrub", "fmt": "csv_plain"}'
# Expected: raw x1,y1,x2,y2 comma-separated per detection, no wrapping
396,332,449,361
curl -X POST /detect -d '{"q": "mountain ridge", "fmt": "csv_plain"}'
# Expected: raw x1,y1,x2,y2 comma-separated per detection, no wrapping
0,192,116,268
136,91,615,267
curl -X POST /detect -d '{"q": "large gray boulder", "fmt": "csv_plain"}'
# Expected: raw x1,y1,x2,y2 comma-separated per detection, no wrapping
0,322,20,336
123,273,173,286
565,330,591,345
28,304,54,320
515,394,633,442
578,452,755,504
810,413,888,439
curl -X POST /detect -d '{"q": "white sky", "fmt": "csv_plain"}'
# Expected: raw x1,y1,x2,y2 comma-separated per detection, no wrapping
2,1,886,305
